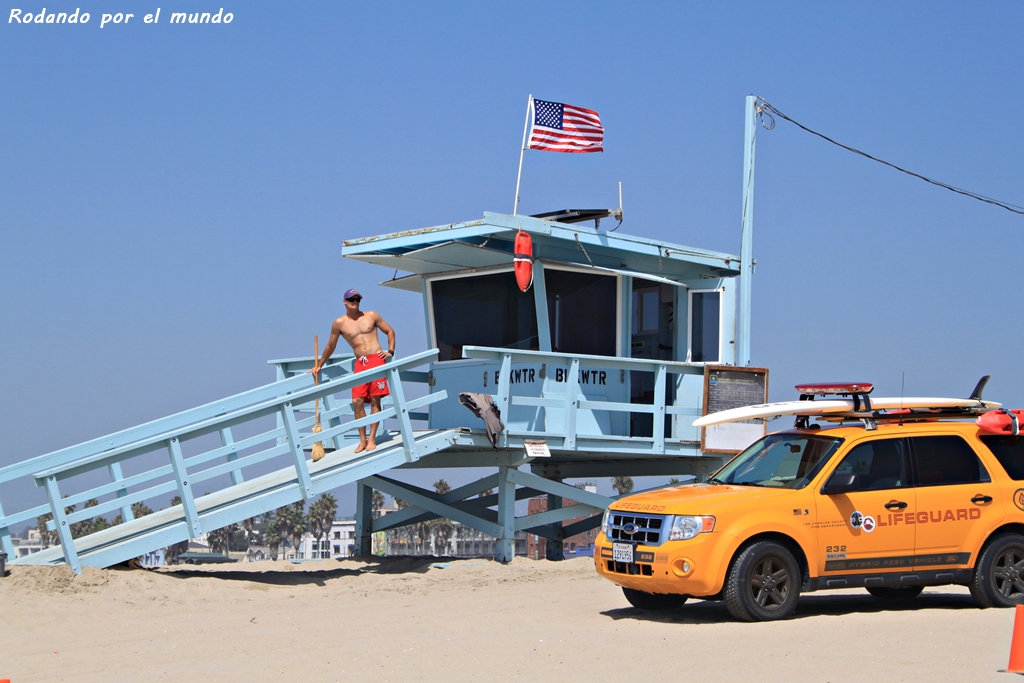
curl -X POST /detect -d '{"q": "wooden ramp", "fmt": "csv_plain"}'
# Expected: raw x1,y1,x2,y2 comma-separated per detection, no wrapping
1,350,450,572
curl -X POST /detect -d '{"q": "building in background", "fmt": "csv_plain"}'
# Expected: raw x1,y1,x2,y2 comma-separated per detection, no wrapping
12,528,44,558
383,517,528,558
295,519,357,560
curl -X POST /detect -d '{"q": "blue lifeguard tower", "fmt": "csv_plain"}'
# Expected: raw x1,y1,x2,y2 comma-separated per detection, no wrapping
0,99,762,570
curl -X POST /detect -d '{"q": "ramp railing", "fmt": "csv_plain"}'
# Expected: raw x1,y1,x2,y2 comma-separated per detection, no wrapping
461,346,704,453
0,349,444,569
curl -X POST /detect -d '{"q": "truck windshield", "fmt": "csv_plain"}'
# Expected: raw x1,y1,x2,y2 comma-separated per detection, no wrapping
710,433,843,489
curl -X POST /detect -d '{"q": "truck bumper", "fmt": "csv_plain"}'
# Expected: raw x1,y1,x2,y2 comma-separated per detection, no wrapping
594,531,735,597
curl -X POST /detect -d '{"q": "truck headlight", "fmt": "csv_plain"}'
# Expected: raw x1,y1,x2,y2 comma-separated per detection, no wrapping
601,509,612,537
667,515,715,541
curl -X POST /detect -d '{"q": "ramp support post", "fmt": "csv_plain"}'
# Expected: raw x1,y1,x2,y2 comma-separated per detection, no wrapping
355,479,374,556
546,481,564,561
0,497,14,558
218,427,245,486
167,437,202,538
280,403,314,499
496,466,517,563
42,475,82,573
388,366,417,462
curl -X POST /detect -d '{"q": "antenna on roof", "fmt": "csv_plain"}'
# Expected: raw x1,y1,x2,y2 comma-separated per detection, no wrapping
609,181,624,231
899,371,905,427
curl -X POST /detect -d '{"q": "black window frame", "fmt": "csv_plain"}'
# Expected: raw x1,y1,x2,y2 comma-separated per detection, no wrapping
545,267,619,357
908,434,991,487
429,269,540,362
689,289,721,364
828,437,911,492
979,434,1024,481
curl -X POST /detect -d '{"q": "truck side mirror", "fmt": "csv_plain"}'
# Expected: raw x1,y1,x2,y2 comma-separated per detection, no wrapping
822,472,857,495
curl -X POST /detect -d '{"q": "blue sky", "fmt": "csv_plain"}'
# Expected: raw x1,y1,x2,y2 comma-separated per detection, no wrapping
2,2,1022,519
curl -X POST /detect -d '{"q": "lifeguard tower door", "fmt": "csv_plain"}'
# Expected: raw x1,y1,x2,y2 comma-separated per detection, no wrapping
630,279,676,437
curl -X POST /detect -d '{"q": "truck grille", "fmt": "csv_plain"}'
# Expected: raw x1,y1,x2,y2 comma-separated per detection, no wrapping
608,513,666,546
607,561,654,576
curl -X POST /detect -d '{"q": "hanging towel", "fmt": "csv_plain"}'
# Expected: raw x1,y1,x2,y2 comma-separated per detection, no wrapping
458,392,504,449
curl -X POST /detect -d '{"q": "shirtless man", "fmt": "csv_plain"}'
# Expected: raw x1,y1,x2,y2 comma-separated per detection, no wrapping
312,289,396,453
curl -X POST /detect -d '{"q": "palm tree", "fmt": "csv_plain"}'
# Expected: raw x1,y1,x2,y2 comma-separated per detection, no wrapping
612,476,634,496
207,525,234,555
131,502,154,518
372,489,385,512
71,498,110,538
309,493,338,559
275,507,292,559
428,479,454,555
36,513,56,548
668,477,682,485
283,501,307,560
242,516,258,558
264,511,282,560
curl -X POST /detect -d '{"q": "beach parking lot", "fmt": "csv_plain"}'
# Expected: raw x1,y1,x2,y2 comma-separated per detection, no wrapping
1,557,1015,683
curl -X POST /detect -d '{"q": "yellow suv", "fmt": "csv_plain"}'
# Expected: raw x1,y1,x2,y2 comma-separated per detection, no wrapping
595,389,1024,621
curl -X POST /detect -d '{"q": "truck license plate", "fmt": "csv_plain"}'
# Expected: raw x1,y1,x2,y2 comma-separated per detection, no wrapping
612,542,634,563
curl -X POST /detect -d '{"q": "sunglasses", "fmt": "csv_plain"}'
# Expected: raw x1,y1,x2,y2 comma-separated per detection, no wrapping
345,297,362,302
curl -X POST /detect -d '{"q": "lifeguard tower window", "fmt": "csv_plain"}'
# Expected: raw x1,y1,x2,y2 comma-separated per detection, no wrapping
431,272,539,361
545,270,617,357
689,290,721,363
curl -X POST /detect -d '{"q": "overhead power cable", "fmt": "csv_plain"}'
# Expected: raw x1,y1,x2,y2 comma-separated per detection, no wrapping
755,97,1024,216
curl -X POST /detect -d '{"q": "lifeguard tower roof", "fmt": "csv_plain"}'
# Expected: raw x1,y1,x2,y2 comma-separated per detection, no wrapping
343,211,740,291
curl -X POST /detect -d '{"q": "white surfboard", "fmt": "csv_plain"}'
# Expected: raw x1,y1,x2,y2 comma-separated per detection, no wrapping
693,397,1002,428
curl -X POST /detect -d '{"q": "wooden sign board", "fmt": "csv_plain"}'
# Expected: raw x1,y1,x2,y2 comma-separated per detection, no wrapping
701,366,769,454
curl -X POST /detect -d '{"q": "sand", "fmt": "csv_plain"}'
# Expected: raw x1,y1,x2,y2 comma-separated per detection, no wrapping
0,557,1016,682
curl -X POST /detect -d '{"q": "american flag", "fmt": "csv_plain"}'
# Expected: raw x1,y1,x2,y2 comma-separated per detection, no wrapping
527,99,604,153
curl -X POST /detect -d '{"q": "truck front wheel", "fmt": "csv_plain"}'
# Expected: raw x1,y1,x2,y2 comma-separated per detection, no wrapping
725,540,801,621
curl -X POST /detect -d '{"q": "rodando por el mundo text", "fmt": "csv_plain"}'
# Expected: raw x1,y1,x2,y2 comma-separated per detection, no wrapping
9,8,235,27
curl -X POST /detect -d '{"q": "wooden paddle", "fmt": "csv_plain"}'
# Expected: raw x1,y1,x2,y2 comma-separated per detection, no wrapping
311,335,325,462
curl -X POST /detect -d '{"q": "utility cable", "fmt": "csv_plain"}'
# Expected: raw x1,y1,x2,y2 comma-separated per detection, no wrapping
756,97,1024,216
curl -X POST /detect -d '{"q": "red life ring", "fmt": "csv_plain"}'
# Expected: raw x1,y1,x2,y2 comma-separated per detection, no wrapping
514,231,533,292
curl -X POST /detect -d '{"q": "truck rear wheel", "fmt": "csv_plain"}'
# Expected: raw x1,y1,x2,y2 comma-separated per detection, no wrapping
725,540,801,621
971,532,1024,608
621,587,687,611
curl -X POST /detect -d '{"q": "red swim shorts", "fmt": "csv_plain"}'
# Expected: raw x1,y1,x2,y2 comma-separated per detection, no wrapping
352,354,390,399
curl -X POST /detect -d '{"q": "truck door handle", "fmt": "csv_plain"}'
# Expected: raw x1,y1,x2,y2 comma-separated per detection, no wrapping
884,501,908,510
971,495,993,504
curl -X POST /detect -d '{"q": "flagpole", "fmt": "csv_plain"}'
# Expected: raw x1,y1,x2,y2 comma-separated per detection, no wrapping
513,95,533,216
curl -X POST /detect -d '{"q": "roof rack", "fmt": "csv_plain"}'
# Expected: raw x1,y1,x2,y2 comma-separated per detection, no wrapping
795,383,876,430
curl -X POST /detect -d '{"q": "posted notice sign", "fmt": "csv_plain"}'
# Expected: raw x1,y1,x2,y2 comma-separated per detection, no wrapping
701,366,769,454
523,439,551,458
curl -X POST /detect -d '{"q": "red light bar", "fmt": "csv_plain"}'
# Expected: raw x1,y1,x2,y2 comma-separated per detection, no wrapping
795,382,874,395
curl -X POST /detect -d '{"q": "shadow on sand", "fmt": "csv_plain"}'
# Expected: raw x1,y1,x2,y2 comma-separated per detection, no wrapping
156,555,483,586
601,590,980,624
